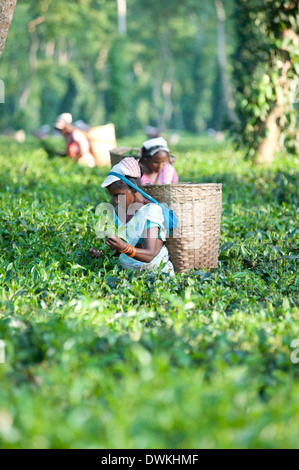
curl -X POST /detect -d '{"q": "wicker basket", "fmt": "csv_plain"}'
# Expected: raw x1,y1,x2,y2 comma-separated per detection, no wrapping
86,123,116,167
145,183,222,273
109,147,140,168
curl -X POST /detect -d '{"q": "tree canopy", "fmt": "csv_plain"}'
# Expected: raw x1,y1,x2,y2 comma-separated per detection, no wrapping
0,0,234,134
233,0,299,162
0,0,298,162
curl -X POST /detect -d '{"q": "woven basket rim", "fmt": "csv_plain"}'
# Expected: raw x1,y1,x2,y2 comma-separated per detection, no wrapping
145,182,222,188
110,146,141,156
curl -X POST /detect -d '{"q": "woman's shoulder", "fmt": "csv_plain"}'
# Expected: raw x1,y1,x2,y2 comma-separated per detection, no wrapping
143,203,164,220
157,162,177,184
140,173,152,185
72,129,88,142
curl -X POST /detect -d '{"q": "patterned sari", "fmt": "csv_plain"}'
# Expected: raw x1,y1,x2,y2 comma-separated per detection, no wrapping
115,203,174,275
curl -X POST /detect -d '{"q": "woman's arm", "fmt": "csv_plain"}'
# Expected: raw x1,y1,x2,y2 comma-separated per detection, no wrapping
106,227,163,263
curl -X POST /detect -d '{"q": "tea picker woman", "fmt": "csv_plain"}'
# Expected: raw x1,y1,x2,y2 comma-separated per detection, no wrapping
53,113,97,168
89,158,175,275
140,137,179,185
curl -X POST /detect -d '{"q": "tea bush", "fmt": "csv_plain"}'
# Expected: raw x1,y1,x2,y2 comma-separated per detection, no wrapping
0,135,298,448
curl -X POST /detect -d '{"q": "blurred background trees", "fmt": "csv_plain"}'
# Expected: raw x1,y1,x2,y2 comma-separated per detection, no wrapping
233,0,299,163
0,0,298,162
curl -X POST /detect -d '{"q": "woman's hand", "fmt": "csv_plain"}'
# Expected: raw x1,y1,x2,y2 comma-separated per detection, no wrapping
88,247,102,259
105,235,127,252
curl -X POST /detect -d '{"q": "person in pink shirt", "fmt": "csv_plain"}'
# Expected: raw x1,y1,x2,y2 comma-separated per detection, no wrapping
139,137,179,185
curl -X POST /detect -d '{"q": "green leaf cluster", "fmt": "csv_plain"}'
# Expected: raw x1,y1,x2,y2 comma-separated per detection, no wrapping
232,0,299,158
0,136,298,448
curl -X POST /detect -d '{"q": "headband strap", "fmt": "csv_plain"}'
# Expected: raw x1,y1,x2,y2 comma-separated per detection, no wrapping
108,172,179,233
109,172,161,205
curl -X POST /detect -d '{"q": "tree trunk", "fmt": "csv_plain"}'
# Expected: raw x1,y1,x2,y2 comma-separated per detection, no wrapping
161,33,174,129
19,34,39,109
255,105,285,165
45,41,55,58
0,0,17,57
162,81,173,128
214,0,238,125
117,0,126,36
256,28,298,164
152,68,163,130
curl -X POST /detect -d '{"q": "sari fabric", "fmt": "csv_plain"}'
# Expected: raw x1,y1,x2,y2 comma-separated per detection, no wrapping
115,203,174,275
140,163,179,185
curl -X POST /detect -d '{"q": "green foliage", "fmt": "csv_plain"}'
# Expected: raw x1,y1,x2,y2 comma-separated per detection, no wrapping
233,0,299,158
0,136,298,448
0,0,116,131
0,0,233,135
106,39,131,137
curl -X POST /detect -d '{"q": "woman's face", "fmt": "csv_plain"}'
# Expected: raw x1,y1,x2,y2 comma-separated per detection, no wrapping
59,123,72,135
145,151,169,173
108,185,136,209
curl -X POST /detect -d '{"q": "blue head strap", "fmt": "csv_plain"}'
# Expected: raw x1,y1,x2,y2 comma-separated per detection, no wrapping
108,172,179,233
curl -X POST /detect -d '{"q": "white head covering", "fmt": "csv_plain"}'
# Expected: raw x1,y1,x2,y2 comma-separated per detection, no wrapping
54,113,73,130
101,157,141,188
141,137,170,158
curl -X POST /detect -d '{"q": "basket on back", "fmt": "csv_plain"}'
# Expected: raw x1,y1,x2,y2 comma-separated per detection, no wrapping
109,147,140,168
145,183,222,273
86,123,116,167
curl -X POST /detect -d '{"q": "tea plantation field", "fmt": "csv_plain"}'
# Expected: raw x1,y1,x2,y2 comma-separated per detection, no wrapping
0,135,298,448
